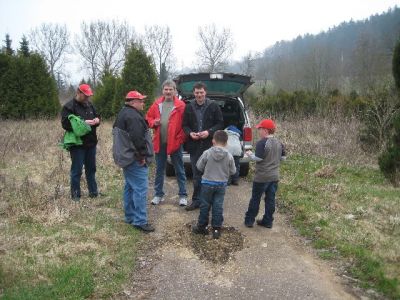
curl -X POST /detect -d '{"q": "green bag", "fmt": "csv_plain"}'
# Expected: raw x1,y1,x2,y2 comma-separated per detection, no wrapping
68,114,91,137
59,114,91,150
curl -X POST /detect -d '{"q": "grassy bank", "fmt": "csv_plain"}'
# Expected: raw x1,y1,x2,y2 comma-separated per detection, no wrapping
275,116,400,299
0,120,141,299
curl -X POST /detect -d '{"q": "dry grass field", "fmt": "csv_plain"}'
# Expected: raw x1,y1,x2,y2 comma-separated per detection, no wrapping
0,116,398,298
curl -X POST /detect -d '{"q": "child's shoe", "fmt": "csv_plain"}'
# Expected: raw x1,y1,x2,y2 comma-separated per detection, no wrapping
256,220,272,228
192,225,208,235
244,222,253,228
212,228,221,239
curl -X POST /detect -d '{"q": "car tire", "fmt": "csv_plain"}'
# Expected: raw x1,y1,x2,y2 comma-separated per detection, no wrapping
166,162,175,176
239,163,249,177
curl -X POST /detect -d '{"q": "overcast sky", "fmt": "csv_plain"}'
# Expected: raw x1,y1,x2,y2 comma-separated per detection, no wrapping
0,0,398,81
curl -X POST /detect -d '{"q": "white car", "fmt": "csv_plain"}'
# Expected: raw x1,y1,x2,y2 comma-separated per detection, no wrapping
166,72,254,177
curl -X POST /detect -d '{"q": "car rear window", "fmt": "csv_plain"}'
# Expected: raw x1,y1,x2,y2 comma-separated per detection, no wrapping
179,80,246,96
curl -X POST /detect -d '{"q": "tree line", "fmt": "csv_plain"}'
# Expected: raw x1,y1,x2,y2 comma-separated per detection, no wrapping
0,33,158,119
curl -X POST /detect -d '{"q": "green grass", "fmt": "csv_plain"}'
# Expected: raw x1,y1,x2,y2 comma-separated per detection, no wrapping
279,154,400,299
2,262,94,300
1,209,140,299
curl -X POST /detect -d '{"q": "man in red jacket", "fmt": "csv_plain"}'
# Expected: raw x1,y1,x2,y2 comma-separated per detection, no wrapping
146,80,188,206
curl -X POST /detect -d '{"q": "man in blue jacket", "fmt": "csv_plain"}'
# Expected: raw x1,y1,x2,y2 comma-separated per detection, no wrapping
61,84,100,201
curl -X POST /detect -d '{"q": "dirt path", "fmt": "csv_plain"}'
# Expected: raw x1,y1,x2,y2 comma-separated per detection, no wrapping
121,177,356,300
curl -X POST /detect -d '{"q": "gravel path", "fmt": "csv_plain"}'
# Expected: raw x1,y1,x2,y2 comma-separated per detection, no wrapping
121,177,356,300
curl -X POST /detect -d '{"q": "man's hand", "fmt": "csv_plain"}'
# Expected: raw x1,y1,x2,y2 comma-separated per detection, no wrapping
190,132,200,140
153,118,161,126
198,130,209,139
85,118,100,126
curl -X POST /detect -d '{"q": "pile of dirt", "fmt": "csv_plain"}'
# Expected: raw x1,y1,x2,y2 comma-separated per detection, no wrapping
176,223,245,264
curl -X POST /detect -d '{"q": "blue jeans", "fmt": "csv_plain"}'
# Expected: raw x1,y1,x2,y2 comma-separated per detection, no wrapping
198,184,226,228
154,144,187,197
123,160,149,226
189,150,204,205
69,146,98,198
244,181,278,226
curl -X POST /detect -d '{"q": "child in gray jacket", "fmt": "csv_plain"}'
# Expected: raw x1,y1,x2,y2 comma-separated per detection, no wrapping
192,130,236,239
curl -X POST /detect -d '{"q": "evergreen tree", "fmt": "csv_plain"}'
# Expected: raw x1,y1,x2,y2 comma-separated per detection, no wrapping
114,44,158,113
18,36,30,57
3,34,14,55
378,37,400,185
0,52,59,118
93,72,121,119
158,62,168,91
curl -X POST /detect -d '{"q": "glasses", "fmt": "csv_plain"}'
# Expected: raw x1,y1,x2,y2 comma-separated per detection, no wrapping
132,99,145,103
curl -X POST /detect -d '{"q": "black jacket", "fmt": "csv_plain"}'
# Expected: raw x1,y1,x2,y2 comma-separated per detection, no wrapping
113,105,151,161
182,98,224,154
61,99,99,148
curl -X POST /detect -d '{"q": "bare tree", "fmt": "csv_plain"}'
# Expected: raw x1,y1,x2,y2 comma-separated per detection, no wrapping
75,20,136,86
196,24,234,72
29,23,70,78
143,25,173,81
239,51,257,76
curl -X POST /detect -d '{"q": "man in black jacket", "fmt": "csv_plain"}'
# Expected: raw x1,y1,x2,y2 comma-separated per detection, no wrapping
61,84,100,200
182,82,224,211
113,91,155,232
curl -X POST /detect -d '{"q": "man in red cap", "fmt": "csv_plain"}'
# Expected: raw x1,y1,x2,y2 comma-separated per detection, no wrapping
244,119,286,229
112,90,155,233
146,79,187,207
61,84,100,200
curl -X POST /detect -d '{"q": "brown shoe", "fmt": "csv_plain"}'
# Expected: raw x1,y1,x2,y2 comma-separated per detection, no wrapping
185,202,200,211
133,223,155,233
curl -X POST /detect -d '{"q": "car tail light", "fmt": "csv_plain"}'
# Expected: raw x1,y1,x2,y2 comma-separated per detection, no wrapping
243,126,252,142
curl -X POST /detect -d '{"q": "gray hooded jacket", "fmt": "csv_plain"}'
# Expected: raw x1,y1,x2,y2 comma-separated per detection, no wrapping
196,146,236,183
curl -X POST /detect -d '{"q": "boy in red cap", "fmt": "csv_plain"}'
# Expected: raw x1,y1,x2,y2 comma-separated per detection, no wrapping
244,119,286,228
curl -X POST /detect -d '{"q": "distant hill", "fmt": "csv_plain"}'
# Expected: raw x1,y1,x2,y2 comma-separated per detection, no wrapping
233,6,400,94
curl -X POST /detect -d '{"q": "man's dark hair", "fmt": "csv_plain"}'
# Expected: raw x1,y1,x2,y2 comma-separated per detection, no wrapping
213,130,228,145
193,82,207,91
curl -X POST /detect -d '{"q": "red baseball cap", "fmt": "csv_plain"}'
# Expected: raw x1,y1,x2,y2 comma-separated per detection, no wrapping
78,84,93,96
256,119,276,130
126,90,147,100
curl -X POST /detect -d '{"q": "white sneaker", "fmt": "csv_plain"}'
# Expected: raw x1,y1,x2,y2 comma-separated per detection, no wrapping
151,196,164,205
179,196,188,206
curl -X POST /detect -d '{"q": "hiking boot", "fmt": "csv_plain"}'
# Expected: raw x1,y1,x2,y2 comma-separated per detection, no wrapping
212,228,221,239
256,220,272,228
192,225,208,235
185,202,200,211
151,196,164,205
179,196,188,206
133,223,155,233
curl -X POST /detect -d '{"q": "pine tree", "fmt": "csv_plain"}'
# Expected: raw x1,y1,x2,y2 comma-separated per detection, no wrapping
0,52,59,118
93,72,121,119
378,37,400,185
114,44,158,113
3,34,14,56
18,36,30,57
